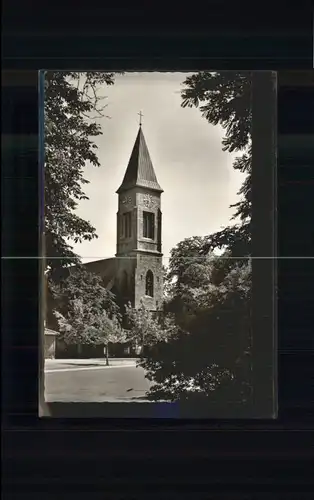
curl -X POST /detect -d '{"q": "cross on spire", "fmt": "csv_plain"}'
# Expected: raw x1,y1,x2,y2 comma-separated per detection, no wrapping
138,111,144,127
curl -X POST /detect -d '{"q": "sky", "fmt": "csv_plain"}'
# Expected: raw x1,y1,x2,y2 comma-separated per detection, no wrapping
69,72,245,266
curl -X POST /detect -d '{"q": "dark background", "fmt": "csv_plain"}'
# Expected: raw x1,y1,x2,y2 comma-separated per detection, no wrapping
2,2,314,498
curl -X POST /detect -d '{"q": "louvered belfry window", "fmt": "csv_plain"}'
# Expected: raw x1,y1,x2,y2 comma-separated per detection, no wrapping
122,212,132,238
143,211,154,239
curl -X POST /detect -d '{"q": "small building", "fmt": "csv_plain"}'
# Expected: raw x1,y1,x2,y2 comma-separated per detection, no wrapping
44,327,59,359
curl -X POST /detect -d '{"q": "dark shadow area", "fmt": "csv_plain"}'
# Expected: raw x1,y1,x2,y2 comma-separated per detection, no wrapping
43,402,180,418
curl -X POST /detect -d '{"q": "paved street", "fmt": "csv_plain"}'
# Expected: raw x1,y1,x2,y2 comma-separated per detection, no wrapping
44,359,154,403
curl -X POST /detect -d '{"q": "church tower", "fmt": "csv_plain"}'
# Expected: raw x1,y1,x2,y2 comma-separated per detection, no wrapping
115,123,163,311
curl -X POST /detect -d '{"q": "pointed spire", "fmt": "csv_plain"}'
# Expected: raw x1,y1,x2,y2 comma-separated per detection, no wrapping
138,111,144,127
117,126,163,194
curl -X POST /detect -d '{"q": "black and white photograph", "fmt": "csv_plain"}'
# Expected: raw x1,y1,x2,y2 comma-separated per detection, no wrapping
42,71,273,415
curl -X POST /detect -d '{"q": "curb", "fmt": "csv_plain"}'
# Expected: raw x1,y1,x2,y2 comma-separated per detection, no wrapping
45,363,138,373
46,358,139,365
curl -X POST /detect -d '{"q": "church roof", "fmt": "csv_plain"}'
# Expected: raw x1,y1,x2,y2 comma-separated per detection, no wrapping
116,126,163,194
83,258,117,290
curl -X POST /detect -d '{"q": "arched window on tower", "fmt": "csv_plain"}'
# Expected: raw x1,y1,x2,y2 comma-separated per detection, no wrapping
145,270,154,297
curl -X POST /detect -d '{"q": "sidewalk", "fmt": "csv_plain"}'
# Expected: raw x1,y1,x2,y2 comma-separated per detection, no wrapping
45,358,139,369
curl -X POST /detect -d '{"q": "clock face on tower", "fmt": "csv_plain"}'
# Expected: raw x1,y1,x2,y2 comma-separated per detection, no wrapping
121,195,132,207
143,194,156,209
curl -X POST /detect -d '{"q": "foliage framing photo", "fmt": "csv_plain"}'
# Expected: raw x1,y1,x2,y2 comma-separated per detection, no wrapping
44,71,253,406
136,71,253,408
44,72,126,353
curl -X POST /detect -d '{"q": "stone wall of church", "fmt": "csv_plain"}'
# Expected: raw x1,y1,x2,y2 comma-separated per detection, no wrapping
115,256,137,304
116,188,138,256
134,254,163,310
116,186,163,311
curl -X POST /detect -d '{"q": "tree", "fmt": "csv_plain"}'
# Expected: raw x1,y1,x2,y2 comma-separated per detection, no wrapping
124,301,178,354
181,71,252,258
55,298,125,365
44,71,124,333
166,236,209,288
53,266,125,362
181,71,253,401
141,260,252,404
139,72,253,406
54,266,121,320
164,237,215,329
44,71,118,282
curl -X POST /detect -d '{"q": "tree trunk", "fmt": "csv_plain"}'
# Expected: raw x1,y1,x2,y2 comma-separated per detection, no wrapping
106,343,109,366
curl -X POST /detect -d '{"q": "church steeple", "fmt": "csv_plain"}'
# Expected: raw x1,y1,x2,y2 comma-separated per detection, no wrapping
116,127,163,194
115,123,164,311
